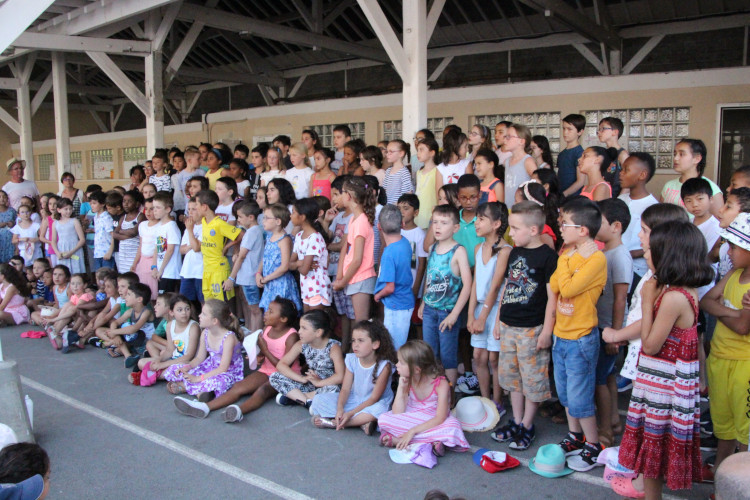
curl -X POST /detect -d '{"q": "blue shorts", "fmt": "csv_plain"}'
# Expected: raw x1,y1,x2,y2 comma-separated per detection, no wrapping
93,257,115,271
242,285,261,306
384,307,414,351
422,304,459,369
595,331,617,385
552,329,599,419
179,278,204,303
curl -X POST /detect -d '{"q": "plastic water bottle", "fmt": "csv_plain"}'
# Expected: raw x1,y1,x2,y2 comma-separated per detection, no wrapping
24,395,33,429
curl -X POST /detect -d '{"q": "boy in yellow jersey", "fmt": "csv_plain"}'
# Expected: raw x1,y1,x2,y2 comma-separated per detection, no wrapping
195,190,243,301
547,197,607,471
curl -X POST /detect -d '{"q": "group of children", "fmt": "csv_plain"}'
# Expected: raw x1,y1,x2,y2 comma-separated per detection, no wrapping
1,117,748,499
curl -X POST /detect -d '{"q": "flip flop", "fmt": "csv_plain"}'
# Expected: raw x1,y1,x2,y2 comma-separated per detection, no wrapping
312,416,336,429
611,477,645,499
379,432,395,448
361,421,377,436
167,381,187,395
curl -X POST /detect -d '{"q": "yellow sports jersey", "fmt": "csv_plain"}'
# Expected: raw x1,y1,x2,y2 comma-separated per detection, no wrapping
201,216,241,269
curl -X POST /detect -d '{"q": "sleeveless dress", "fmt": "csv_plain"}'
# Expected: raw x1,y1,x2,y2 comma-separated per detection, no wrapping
43,215,57,266
163,330,244,396
310,176,332,200
472,244,508,349
55,219,85,273
0,282,29,324
580,180,612,200
0,207,16,263
259,234,303,312
619,287,702,490
378,376,469,450
117,214,140,273
258,327,300,376
311,353,394,419
415,167,438,229
269,338,341,396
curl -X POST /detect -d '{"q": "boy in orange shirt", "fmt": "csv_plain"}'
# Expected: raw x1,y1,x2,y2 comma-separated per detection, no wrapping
548,197,607,471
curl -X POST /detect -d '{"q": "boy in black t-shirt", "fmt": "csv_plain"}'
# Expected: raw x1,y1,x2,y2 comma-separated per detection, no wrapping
491,201,558,450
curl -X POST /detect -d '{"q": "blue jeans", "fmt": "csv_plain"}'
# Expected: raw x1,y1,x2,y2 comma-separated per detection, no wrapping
93,257,115,271
422,305,459,369
384,307,414,351
179,278,204,303
552,329,599,418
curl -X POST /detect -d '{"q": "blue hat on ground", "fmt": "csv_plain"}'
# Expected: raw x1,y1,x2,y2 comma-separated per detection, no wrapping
0,474,45,500
528,444,575,478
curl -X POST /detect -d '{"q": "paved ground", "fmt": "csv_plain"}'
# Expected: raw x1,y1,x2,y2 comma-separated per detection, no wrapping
0,324,713,500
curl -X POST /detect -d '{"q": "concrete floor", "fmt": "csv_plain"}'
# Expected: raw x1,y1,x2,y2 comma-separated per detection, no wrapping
0,324,713,500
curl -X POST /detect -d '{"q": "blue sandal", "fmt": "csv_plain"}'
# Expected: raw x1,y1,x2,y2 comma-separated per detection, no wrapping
490,418,519,443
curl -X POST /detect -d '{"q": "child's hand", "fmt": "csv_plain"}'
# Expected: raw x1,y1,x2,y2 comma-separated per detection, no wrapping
577,240,598,259
536,332,552,350
439,313,457,332
185,217,194,230
150,360,161,371
104,251,113,261
742,290,750,310
222,279,234,292
256,274,264,288
324,207,337,223
601,327,616,344
306,371,323,387
179,365,190,374
395,430,415,450
336,410,352,430
641,276,660,306
332,279,345,291
493,321,501,340
151,269,160,279
604,343,619,356
417,302,424,320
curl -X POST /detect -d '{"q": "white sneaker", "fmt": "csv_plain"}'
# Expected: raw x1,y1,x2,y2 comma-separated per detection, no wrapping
223,404,243,423
173,397,209,418
457,374,480,394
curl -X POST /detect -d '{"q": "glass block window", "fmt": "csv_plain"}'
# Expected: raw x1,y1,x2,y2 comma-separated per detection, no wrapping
91,149,114,179
381,117,454,144
36,154,55,182
122,146,147,176
473,112,562,156
69,152,83,180
305,123,365,148
582,107,690,170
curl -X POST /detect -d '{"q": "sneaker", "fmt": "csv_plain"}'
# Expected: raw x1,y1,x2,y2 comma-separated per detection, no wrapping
490,418,520,443
558,432,586,456
700,434,718,451
567,442,604,472
616,375,633,393
700,463,715,483
223,404,243,423
457,374,480,395
125,354,141,369
700,419,713,436
173,397,210,418
456,371,473,385
700,387,709,404
509,424,536,451
87,336,101,347
700,407,711,426
276,394,294,406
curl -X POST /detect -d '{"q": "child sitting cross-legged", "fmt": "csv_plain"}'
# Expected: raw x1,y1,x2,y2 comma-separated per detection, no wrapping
99,283,154,363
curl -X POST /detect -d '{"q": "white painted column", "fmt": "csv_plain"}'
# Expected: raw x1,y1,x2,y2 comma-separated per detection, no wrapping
401,0,427,147
51,52,70,189
145,50,164,156
16,72,34,181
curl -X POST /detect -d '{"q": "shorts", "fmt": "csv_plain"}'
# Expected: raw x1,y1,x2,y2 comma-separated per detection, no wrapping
158,278,180,295
203,269,234,301
498,322,550,402
93,257,115,271
384,307,413,350
707,355,750,445
123,330,146,349
304,294,331,307
345,276,376,296
179,278,204,303
470,302,501,352
333,289,355,319
595,331,617,385
422,304,459,369
552,330,599,419
242,285,261,306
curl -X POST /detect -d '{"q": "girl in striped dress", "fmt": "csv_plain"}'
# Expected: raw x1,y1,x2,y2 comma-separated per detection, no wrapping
617,222,714,497
114,190,144,273
378,340,469,456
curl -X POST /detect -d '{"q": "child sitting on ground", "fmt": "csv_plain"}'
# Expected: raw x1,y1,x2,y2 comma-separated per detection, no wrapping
43,274,93,350
311,320,396,435
0,263,30,327
100,283,154,362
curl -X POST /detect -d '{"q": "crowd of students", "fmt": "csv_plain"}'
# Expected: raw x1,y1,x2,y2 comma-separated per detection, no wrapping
1,116,748,499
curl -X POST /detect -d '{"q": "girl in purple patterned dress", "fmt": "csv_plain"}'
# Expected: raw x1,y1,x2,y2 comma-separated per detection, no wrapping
164,299,244,398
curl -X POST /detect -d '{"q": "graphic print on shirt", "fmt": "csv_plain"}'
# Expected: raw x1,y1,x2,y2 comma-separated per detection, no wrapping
330,221,346,266
426,265,451,301
174,338,186,356
502,256,538,305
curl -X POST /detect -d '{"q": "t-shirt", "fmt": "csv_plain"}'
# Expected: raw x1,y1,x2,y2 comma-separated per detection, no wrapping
383,166,414,205
556,145,583,194
328,211,352,277
661,177,722,207
2,180,39,210
437,158,470,185
618,193,658,277
331,150,344,174
236,179,250,198
150,174,172,192
401,225,428,297
215,202,236,223
176,169,205,202
500,245,558,327
236,225,265,287
342,213,376,284
179,223,203,279
596,244,633,329
376,237,416,311
621,270,652,379
201,216,241,271
93,211,114,258
154,220,182,280
285,167,313,200
11,221,41,266
454,210,484,268
696,216,721,300
138,221,160,257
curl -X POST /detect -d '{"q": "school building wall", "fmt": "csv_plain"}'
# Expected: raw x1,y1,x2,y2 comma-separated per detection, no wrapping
4,67,749,196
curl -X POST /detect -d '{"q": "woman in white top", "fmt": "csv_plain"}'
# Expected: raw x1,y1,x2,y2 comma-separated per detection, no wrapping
3,158,39,211
437,131,472,185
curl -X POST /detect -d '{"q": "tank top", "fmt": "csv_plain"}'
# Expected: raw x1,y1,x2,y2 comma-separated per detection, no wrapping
580,180,612,200
54,283,69,307
45,216,56,256
259,327,300,376
311,176,332,200
504,154,532,206
475,244,509,303
205,168,224,190
479,178,501,205
170,319,197,359
415,167,438,229
424,243,462,311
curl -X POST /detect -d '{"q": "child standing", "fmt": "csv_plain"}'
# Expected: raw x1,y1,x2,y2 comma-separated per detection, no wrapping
51,198,85,274
113,190,144,275
418,205,473,388
437,132,472,185
164,299,244,398
197,190,243,302
502,124,537,206
39,195,58,267
311,320,396,434
378,340,469,453
149,151,172,192
578,147,614,201
10,204,41,267
285,143,314,200
597,116,629,197
474,149,504,204
619,222,714,496
133,198,160,300
661,139,723,216
382,140,414,205
415,137,442,230
257,203,302,312
0,263,30,326
310,148,337,200
549,198,607,471
227,201,264,331
290,198,331,311
454,174,484,268
152,192,182,294
0,190,16,264
215,177,239,225
260,147,285,187
205,148,229,190
493,201,557,450
559,114,586,196
270,309,344,408
359,146,385,186
682,177,721,260
374,205,415,350
397,195,427,314
87,191,115,270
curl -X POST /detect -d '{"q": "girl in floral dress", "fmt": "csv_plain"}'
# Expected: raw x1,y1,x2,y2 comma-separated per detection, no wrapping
257,204,302,312
290,197,331,312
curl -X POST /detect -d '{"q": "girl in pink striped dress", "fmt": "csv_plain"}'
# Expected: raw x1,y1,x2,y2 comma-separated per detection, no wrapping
378,340,469,456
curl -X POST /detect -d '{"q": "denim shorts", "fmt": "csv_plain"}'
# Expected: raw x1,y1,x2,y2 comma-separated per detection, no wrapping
552,329,599,418
595,331,617,385
93,257,115,271
383,307,414,351
242,285,261,306
422,304,459,369
179,278,204,303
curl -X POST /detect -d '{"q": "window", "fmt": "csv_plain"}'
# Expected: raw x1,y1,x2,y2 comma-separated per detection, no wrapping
91,149,114,179
122,146,147,176
473,112,561,156
69,152,83,180
381,117,454,144
305,122,365,148
582,107,690,170
36,154,55,182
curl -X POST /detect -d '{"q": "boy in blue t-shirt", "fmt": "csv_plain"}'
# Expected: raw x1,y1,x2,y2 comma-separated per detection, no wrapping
374,205,415,350
559,113,585,197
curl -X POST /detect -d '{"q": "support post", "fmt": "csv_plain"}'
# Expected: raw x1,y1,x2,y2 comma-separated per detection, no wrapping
401,0,427,148
145,51,164,157
52,52,70,189
15,59,34,180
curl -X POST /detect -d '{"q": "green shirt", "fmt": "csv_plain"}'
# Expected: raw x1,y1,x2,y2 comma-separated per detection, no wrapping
454,209,484,268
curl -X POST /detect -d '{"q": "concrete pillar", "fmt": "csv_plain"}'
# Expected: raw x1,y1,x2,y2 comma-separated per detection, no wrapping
52,52,70,190
16,74,34,181
0,360,34,443
715,452,750,500
145,50,164,157
402,0,427,148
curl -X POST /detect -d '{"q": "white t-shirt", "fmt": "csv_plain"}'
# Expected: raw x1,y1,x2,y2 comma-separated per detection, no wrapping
3,180,39,210
621,270,651,380
696,216,720,300
154,220,182,280
285,167,313,200
180,223,203,279
215,203,236,224
618,193,658,277
437,158,470,185
400,225,428,297
236,225,264,287
236,180,250,198
138,221,160,257
11,221,41,266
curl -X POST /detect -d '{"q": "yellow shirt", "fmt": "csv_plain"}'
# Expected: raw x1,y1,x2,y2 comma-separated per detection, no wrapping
415,167,438,230
201,216,241,270
711,269,750,360
549,250,607,340
205,168,225,190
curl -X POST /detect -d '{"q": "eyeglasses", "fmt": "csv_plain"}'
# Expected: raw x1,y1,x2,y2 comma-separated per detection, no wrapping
561,223,582,229
469,131,480,137
458,194,479,202
598,127,613,132
504,135,520,140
